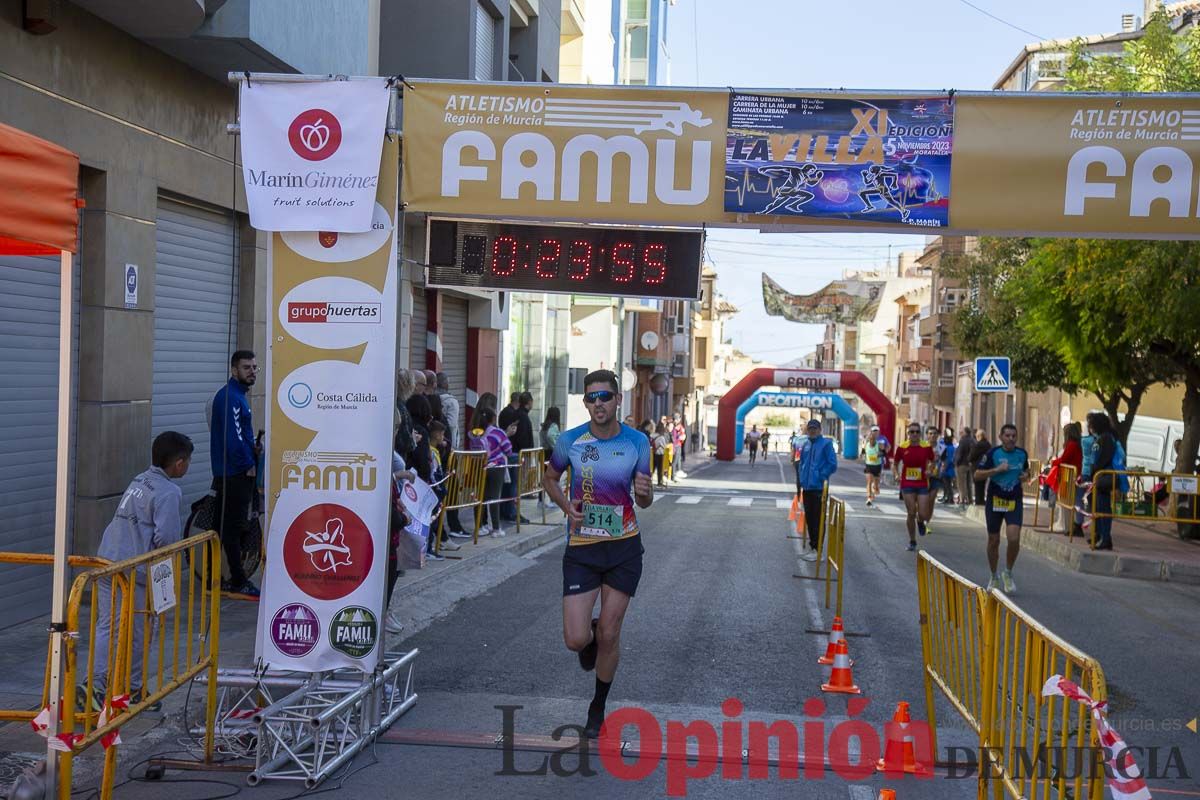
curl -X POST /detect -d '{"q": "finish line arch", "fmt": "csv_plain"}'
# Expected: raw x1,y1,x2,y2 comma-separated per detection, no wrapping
734,392,860,459
717,369,895,461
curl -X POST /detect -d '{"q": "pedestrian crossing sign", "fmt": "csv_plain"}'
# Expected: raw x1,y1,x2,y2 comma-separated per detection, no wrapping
975,357,1011,392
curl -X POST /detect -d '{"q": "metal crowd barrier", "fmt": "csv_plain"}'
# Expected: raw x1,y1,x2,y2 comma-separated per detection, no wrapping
435,450,487,548
1054,464,1078,535
916,553,989,757
819,491,846,617
61,531,222,800
980,589,1108,800
917,553,1109,800
0,553,112,724
1089,468,1200,531
514,447,547,532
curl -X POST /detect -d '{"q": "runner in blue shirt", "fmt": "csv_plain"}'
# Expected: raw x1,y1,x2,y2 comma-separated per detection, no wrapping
975,423,1030,594
542,369,653,739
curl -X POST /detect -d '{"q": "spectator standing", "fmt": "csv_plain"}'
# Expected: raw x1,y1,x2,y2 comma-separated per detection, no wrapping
1087,412,1126,550
652,423,670,486
422,370,437,396
1045,422,1083,517
394,370,416,460
436,372,461,449
955,427,974,506
210,350,261,596
970,429,992,506
939,432,957,504
80,432,193,710
796,419,838,560
469,406,513,537
540,407,562,456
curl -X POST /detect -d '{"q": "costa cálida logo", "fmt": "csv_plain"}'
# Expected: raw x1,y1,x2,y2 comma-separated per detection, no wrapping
283,503,374,601
287,301,381,323
289,108,342,161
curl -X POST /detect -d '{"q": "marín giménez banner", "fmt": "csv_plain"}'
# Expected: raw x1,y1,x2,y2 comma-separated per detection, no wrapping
239,78,390,232
726,93,954,228
762,273,884,325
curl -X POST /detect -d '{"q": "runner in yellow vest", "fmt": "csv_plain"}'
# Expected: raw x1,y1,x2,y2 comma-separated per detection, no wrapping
861,426,884,507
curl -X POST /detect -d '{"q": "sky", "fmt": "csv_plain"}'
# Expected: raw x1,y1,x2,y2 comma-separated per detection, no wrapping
665,0,1138,363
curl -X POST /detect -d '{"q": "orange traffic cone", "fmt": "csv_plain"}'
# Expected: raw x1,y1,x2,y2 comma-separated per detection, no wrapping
789,495,799,521
877,701,931,775
795,492,806,534
821,639,860,694
878,791,896,800
818,617,853,666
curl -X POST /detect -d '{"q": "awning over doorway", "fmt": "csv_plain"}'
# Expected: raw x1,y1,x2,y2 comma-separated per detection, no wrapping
0,122,80,255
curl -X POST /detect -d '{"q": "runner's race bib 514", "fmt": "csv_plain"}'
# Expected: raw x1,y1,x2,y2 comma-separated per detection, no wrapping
580,504,624,538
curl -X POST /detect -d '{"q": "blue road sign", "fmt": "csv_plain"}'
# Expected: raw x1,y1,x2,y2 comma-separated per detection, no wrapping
975,357,1011,393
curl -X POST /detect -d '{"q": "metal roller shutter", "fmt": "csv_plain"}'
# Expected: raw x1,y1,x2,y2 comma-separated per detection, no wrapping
152,199,238,510
441,296,469,438
474,2,496,81
0,251,80,628
409,286,427,373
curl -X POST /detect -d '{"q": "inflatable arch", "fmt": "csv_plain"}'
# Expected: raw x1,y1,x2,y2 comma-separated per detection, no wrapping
717,369,895,461
734,391,860,459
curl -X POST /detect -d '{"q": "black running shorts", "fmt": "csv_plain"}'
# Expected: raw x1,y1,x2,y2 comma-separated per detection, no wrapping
562,535,644,597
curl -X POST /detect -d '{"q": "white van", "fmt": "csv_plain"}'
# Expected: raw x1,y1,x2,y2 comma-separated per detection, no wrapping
1120,414,1185,473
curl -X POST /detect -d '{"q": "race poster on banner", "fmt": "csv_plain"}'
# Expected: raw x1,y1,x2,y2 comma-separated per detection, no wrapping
238,77,390,232
761,273,884,325
725,93,954,227
256,139,399,673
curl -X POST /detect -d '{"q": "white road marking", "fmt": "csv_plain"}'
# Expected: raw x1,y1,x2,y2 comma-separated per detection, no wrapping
727,497,754,507
675,495,702,504
878,504,904,517
775,498,793,510
848,786,876,800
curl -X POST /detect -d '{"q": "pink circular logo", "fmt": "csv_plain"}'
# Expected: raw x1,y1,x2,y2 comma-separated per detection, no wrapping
270,603,319,657
282,503,374,601
288,109,342,161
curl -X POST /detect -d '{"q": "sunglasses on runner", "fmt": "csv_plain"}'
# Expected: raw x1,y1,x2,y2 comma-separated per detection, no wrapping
584,390,616,404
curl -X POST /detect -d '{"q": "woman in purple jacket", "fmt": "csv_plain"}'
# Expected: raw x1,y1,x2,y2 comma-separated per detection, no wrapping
468,406,513,537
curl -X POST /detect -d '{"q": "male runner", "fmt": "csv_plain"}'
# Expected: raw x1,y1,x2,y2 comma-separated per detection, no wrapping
975,423,1030,593
542,370,653,738
892,423,935,551
861,425,884,507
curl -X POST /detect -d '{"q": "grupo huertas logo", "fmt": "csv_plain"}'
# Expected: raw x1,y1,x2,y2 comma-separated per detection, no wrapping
280,276,385,349
280,202,392,263
278,361,379,430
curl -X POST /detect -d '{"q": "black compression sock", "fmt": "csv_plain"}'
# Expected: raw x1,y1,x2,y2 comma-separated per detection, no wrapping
591,676,612,709
584,677,612,738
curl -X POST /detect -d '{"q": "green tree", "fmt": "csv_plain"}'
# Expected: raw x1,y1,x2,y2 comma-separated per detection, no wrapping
1058,9,1200,474
953,11,1200,483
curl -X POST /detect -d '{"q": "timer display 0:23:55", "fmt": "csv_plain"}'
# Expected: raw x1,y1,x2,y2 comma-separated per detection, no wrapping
461,234,668,285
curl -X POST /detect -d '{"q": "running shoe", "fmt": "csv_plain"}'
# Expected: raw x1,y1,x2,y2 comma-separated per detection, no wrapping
906,541,917,552
1001,570,1016,594
986,575,999,591
917,519,927,537
578,619,598,672
476,527,493,537
441,539,462,551
801,551,818,561
427,550,445,561
494,528,507,538
448,530,471,539
865,499,874,508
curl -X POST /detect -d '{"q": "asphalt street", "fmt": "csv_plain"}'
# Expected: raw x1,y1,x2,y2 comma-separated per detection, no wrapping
115,452,1200,799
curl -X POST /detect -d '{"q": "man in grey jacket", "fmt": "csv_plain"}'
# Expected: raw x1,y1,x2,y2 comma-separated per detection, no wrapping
81,432,193,711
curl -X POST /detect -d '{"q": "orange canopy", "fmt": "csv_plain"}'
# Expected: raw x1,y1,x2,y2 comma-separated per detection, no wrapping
0,122,80,255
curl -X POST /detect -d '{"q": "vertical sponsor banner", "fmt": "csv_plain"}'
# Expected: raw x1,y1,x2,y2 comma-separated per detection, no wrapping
255,139,399,672
725,93,954,227
239,77,390,232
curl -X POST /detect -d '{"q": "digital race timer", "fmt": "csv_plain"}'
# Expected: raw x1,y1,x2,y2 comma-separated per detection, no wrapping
425,218,704,300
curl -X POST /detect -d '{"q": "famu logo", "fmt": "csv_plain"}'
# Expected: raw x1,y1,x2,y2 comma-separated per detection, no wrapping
329,605,378,659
